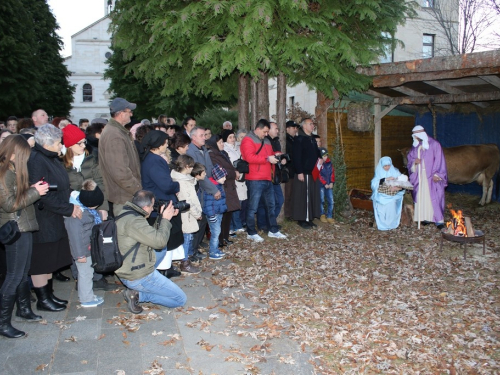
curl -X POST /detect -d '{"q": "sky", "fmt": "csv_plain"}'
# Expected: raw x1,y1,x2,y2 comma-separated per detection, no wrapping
48,0,105,57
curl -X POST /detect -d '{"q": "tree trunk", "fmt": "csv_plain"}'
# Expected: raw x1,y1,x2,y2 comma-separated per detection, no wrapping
315,90,334,149
250,79,258,129
238,74,249,130
257,71,269,120
276,72,287,223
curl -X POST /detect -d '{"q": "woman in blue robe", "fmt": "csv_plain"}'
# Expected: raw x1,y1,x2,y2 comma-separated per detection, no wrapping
371,156,405,231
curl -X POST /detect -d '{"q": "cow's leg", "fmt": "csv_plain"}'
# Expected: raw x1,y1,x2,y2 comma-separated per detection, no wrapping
479,179,488,206
486,178,493,204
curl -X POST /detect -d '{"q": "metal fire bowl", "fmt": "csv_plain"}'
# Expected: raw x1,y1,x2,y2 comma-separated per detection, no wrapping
440,229,485,260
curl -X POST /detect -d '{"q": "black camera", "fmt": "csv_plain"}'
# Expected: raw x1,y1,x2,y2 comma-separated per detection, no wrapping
278,154,291,162
153,199,190,213
48,184,58,191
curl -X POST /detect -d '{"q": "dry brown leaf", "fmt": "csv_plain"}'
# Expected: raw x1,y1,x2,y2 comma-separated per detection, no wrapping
35,364,48,371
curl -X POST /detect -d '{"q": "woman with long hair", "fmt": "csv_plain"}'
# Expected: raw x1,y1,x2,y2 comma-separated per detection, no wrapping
0,135,49,338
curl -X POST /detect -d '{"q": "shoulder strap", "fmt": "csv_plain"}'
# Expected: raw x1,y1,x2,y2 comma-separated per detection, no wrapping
114,208,140,221
256,139,265,155
122,242,140,262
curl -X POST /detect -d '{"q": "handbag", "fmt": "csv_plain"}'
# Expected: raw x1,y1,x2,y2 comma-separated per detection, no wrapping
272,164,290,185
0,220,21,245
233,158,249,174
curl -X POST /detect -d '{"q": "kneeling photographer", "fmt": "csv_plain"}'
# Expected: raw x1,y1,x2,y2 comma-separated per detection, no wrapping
115,190,187,313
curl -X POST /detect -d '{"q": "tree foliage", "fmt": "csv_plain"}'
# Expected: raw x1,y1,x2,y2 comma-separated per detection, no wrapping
110,0,415,100
0,0,74,119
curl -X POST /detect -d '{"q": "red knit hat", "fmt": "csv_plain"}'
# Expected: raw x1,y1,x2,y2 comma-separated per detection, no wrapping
62,125,86,147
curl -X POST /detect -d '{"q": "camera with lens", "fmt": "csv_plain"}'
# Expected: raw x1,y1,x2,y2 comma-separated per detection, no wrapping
153,199,191,213
48,184,58,191
278,153,291,163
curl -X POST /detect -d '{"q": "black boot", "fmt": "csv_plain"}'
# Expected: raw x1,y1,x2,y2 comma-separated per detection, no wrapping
47,278,67,305
53,271,70,282
33,285,66,312
15,281,42,321
0,294,26,338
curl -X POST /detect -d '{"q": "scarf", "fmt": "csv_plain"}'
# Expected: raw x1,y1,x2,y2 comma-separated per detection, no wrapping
412,125,429,150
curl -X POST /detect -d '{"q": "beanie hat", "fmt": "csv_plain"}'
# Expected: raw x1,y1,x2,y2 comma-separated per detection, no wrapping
221,129,234,143
79,185,104,208
319,147,328,157
62,125,86,148
212,164,227,181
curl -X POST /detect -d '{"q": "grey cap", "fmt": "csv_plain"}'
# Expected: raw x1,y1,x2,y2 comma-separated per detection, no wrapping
319,147,328,157
91,118,108,125
109,97,137,113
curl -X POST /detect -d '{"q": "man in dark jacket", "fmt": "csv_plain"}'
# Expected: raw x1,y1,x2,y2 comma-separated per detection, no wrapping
284,121,298,219
292,118,323,229
117,190,186,313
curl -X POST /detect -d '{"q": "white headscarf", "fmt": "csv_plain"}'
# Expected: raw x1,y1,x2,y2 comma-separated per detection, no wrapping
412,125,429,150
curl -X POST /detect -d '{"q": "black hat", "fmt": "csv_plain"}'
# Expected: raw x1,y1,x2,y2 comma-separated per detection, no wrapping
286,120,299,128
79,186,104,208
141,130,168,149
319,147,328,157
221,129,234,143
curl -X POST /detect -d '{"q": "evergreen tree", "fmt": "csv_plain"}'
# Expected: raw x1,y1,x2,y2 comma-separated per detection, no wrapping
0,0,41,118
110,0,415,99
0,0,74,118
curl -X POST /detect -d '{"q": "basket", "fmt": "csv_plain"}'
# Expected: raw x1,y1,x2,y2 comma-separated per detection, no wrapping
377,184,399,196
347,102,373,132
349,188,373,211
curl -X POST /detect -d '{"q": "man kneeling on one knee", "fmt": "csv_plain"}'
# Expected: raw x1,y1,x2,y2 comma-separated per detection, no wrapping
116,190,187,313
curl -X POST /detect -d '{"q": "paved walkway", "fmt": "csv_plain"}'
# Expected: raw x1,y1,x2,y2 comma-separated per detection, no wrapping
0,263,315,375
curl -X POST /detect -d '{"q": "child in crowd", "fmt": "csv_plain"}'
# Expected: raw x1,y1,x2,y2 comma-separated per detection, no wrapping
201,164,227,260
171,155,202,273
64,180,105,307
318,148,335,224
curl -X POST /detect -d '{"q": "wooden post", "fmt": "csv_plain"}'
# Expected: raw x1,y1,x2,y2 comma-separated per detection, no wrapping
373,98,381,169
238,74,249,131
277,73,287,223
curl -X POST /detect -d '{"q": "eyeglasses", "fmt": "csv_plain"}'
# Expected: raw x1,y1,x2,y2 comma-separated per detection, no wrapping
77,140,86,146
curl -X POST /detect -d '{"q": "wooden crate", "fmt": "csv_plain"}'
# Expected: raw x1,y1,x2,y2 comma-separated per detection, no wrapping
349,188,373,211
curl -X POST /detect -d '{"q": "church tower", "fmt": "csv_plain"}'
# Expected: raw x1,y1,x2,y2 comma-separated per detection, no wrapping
105,0,117,16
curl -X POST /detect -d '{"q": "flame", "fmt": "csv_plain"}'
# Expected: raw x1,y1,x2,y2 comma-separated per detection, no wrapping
446,209,468,237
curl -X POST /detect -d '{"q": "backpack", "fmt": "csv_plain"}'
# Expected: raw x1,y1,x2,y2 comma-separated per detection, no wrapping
90,210,140,273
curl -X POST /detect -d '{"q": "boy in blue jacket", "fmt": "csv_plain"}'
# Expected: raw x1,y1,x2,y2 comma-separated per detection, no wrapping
319,148,335,223
202,164,228,260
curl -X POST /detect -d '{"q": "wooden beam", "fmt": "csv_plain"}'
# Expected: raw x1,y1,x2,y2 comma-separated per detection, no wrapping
479,75,500,89
377,90,500,106
374,104,397,122
357,50,500,76
392,86,426,96
371,67,500,88
423,80,464,94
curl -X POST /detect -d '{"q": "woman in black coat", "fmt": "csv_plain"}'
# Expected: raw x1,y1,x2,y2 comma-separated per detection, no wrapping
28,125,82,312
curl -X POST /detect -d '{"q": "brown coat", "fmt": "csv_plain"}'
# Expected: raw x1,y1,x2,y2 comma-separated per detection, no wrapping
99,118,141,205
209,149,240,212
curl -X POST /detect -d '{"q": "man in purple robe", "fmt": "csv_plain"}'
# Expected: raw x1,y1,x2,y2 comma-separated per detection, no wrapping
407,125,447,229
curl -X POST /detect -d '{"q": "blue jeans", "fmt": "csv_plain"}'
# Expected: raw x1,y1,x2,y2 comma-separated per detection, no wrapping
257,184,284,230
207,214,222,255
121,270,186,308
182,233,193,260
320,186,334,218
246,180,278,235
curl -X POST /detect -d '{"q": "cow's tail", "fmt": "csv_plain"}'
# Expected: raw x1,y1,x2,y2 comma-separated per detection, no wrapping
496,167,500,202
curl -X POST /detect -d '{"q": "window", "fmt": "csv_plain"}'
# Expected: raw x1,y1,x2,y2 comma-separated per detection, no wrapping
422,0,434,7
380,32,394,63
83,84,93,102
289,96,295,108
423,34,435,58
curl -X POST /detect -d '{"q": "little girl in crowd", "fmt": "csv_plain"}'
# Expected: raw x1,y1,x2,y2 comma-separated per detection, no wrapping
170,155,202,274
64,179,105,307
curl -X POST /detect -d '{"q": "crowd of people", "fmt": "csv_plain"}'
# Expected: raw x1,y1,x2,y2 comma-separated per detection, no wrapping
1,97,445,339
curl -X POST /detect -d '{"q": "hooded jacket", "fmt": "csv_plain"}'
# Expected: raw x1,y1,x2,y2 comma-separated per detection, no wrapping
170,170,202,234
240,131,274,181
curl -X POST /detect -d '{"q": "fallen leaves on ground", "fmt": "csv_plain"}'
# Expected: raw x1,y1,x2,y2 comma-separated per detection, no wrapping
35,363,48,371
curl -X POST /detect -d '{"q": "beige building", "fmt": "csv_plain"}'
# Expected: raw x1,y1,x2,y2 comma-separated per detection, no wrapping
268,0,459,118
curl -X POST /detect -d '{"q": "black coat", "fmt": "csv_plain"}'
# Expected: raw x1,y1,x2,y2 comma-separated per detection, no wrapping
292,133,320,175
28,143,74,243
286,134,296,178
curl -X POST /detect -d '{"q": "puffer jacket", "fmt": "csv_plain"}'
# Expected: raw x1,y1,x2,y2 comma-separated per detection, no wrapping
170,170,202,234
240,131,274,181
0,168,40,232
202,179,227,217
66,153,109,211
115,202,173,281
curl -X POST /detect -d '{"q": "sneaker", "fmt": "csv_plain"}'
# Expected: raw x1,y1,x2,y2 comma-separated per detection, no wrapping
235,228,245,233
229,230,236,235
298,221,311,229
247,234,264,242
320,214,328,223
81,296,104,308
180,260,201,274
93,278,117,291
327,218,336,224
209,252,225,260
122,289,143,314
268,231,287,239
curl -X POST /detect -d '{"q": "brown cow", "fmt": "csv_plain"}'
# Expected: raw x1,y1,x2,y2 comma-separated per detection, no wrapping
399,144,500,206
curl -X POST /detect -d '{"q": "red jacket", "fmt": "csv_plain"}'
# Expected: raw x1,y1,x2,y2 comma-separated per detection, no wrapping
240,131,275,181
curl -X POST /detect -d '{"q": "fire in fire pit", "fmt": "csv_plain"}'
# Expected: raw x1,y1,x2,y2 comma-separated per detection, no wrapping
446,208,474,237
